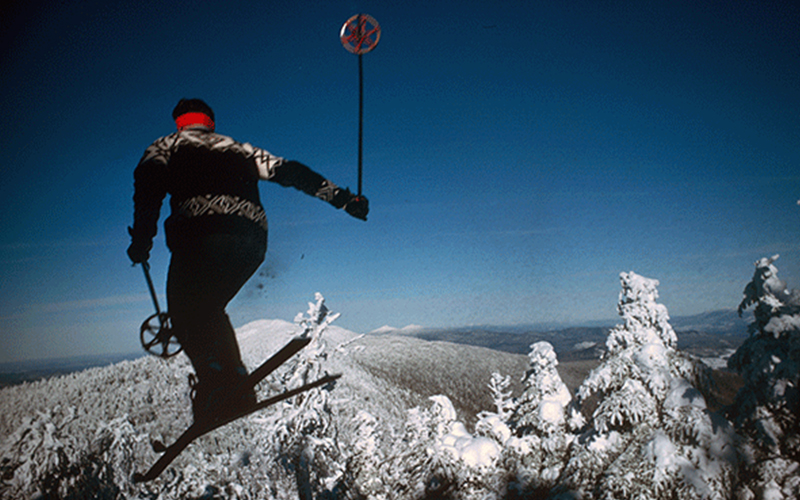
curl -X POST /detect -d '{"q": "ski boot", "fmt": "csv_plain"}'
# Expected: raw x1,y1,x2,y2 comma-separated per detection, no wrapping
189,366,256,424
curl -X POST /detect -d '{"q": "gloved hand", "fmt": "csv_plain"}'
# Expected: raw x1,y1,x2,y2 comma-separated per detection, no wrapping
345,195,369,221
332,188,369,221
127,226,152,264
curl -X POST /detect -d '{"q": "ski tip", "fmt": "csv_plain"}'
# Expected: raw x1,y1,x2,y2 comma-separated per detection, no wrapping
152,439,166,453
324,373,343,389
132,472,147,483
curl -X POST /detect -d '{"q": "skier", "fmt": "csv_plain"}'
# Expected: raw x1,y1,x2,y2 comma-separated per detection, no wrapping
127,98,368,423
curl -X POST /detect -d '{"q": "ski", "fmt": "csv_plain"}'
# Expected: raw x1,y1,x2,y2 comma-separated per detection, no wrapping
133,336,337,483
245,336,312,388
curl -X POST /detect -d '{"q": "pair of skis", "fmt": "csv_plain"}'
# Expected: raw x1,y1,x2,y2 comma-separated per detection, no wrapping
133,336,340,483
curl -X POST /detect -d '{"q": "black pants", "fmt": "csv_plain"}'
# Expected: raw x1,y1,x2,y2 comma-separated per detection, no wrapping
167,231,265,388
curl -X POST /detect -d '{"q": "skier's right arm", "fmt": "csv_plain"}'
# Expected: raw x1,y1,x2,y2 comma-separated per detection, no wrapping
254,149,368,220
128,137,170,263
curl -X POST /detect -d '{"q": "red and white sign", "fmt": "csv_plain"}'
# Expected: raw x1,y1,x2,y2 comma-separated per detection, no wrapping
340,14,381,55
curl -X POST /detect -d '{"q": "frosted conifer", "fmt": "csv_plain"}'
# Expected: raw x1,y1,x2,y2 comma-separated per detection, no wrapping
511,342,572,437
272,293,344,499
488,372,515,422
729,255,800,499
0,406,142,500
428,396,505,499
475,372,515,445
376,400,453,499
557,272,735,500
500,342,575,494
344,410,387,499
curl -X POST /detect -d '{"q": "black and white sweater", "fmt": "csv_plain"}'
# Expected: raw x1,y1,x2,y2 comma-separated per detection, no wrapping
131,125,345,251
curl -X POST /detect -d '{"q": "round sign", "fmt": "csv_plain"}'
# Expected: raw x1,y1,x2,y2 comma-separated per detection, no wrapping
340,14,381,55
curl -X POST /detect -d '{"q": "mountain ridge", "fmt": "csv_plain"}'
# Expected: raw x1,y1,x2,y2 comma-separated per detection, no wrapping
371,308,751,361
0,309,751,387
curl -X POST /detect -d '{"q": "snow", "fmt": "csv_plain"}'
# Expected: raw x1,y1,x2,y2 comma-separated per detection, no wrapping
2,259,798,499
644,432,678,477
459,437,501,468
588,430,622,452
635,342,668,370
437,416,501,468
369,324,425,334
477,413,512,444
538,399,565,427
429,394,458,422
370,325,397,334
529,341,559,367
765,314,800,337
701,348,736,369
663,377,706,411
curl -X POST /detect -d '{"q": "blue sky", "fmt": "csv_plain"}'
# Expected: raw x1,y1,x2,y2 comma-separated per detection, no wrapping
1,0,798,363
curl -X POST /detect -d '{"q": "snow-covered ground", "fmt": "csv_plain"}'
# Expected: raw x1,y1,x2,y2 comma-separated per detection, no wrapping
700,348,737,370
0,257,798,499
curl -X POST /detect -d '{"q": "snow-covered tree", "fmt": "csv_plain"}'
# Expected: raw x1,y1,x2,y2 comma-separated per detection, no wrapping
474,372,515,447
342,410,387,500
0,406,142,500
557,271,736,500
512,342,574,437
369,398,454,499
366,394,506,500
499,342,577,495
728,255,800,499
272,293,344,499
487,372,515,423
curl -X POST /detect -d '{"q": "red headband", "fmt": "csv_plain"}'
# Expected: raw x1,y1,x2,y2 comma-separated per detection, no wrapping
175,112,215,131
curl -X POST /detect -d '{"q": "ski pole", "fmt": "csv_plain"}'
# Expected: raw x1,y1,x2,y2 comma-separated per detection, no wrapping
358,52,364,197
138,262,181,358
340,14,381,198
141,261,163,318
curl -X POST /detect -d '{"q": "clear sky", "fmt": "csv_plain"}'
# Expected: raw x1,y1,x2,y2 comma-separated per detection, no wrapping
1,0,798,363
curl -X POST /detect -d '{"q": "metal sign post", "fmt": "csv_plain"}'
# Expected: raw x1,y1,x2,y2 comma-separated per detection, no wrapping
340,14,381,197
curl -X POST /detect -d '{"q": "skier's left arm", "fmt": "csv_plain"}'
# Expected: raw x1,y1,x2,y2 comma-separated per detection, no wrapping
127,136,171,263
253,148,368,221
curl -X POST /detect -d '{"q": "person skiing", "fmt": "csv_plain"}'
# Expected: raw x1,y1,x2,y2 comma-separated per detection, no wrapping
127,98,368,423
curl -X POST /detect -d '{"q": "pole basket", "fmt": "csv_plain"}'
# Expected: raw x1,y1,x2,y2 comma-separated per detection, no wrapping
140,312,182,358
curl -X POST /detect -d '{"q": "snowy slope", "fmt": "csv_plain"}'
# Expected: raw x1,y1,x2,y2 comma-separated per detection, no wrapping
0,318,529,442
0,315,540,498
1,257,797,500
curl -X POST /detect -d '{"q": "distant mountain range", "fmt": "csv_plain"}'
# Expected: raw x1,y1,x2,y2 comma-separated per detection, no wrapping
0,352,144,388
0,309,752,387
372,308,752,362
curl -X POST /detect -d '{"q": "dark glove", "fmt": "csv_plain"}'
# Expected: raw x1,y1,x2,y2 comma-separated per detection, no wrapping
331,188,369,221
345,195,369,221
127,226,152,264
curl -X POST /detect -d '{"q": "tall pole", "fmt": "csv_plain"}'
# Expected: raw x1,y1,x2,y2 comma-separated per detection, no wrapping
340,14,380,198
358,53,364,196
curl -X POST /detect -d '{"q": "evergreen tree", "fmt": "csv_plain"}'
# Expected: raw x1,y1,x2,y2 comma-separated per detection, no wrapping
343,410,387,500
272,293,344,499
475,372,515,446
556,272,736,500
728,255,800,499
502,342,576,494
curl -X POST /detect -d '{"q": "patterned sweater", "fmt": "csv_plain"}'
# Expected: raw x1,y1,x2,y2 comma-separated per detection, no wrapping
131,125,343,251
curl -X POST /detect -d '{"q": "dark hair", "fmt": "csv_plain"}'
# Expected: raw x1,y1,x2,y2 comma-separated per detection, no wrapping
172,98,215,121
